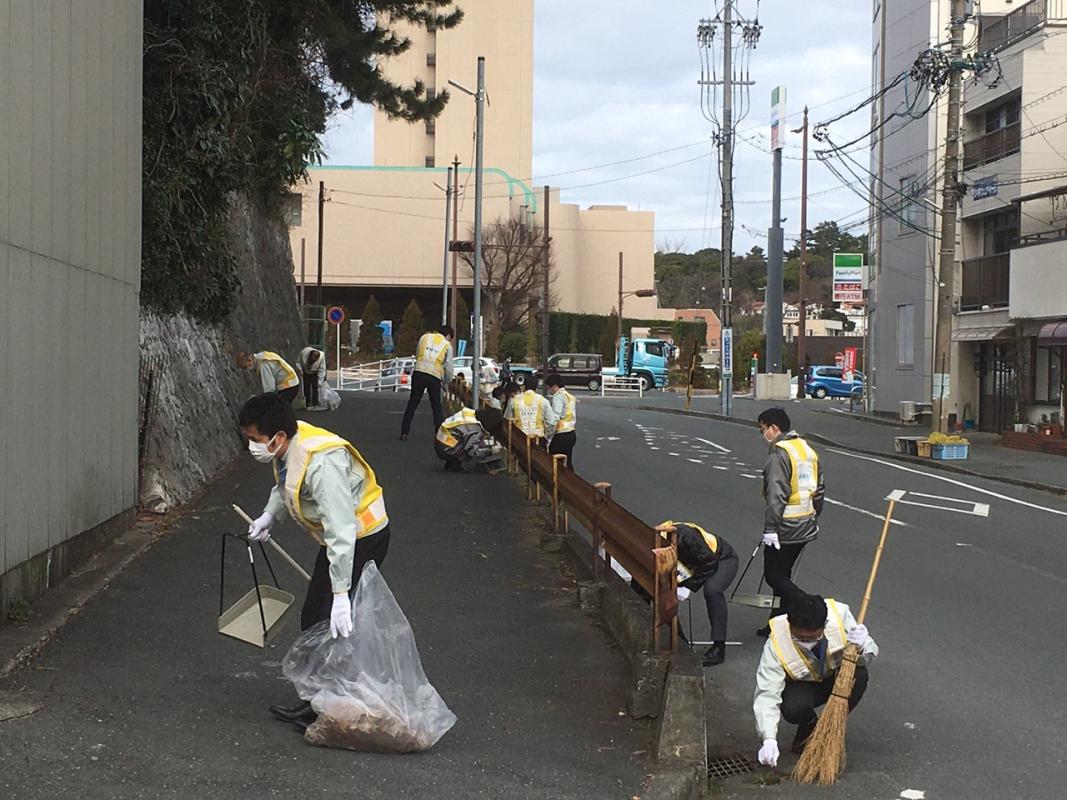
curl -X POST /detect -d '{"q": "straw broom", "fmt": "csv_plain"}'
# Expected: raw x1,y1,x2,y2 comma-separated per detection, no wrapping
792,489,904,785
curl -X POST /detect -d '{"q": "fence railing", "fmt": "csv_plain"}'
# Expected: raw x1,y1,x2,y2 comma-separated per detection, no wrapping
979,0,1057,52
337,357,414,392
600,375,644,397
961,253,1011,311
447,379,678,653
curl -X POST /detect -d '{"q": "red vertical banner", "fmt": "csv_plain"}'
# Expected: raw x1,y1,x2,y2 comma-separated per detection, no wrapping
843,346,858,383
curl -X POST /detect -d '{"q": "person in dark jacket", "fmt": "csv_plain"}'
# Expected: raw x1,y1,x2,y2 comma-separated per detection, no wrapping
756,408,825,636
656,521,739,667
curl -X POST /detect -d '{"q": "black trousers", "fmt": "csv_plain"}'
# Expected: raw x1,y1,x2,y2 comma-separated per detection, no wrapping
549,430,577,470
278,386,299,406
300,527,391,631
400,371,444,436
302,372,320,407
699,555,739,643
763,541,807,618
780,665,869,725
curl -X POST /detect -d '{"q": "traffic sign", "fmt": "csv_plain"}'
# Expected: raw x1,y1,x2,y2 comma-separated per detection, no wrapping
834,351,844,367
721,327,733,373
327,306,346,325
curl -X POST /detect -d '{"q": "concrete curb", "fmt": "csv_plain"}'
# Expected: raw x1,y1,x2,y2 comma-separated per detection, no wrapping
560,530,707,800
0,519,164,681
638,405,1067,497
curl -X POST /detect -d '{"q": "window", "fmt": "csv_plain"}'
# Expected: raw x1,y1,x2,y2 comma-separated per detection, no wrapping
555,357,572,369
897,304,915,367
1035,346,1063,403
425,120,435,134
983,210,1018,255
822,368,843,379
899,175,921,232
985,98,1020,134
425,156,435,168
426,53,436,67
427,87,436,101
645,342,666,357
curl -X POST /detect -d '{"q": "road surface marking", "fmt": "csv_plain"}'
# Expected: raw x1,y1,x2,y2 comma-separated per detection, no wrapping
668,452,680,457
695,437,731,454
687,458,704,464
650,447,660,451
740,473,759,479
898,491,990,517
827,448,1067,517
824,497,909,527
900,791,925,800
712,465,728,471
955,542,972,547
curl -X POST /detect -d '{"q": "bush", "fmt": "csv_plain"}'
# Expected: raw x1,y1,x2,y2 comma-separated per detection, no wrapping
357,295,384,357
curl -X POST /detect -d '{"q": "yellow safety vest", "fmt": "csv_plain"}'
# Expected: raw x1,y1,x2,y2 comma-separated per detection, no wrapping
415,333,451,379
554,389,577,433
436,407,479,448
659,521,718,582
511,390,546,437
768,599,848,681
259,351,299,390
774,437,819,519
274,421,388,541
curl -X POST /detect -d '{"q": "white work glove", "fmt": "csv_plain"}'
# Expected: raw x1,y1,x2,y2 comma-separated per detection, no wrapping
330,593,353,639
677,586,692,602
847,624,870,648
758,738,780,767
247,512,273,542
761,531,781,550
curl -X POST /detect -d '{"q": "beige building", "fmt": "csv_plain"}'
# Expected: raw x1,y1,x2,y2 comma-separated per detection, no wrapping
288,0,668,328
0,2,142,616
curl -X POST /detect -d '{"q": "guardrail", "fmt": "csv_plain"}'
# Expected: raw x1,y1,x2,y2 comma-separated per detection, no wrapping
338,358,414,392
447,380,678,652
601,375,645,397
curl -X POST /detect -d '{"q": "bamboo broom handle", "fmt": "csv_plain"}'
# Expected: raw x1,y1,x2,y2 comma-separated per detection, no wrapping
232,504,312,582
856,495,900,625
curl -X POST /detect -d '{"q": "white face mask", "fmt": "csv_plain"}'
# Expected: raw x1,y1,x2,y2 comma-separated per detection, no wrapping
794,638,823,653
248,434,281,463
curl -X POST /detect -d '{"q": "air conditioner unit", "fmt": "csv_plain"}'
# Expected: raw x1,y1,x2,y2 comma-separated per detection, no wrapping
899,401,917,423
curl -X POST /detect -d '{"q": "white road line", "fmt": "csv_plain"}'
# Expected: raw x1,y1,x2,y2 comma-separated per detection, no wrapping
712,465,728,471
687,458,704,464
668,452,680,457
740,473,759,479
824,497,909,527
695,437,731,454
897,492,990,517
827,448,1067,517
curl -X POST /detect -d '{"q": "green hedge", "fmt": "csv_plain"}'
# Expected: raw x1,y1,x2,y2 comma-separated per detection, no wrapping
547,312,706,364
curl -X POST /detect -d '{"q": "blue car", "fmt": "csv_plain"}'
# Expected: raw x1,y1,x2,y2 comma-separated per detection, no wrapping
805,365,865,399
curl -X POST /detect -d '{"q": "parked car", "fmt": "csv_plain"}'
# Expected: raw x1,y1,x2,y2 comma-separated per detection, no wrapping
533,353,605,391
452,356,500,386
805,365,865,399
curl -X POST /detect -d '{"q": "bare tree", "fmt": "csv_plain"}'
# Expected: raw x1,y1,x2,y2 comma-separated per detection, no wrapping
461,217,557,356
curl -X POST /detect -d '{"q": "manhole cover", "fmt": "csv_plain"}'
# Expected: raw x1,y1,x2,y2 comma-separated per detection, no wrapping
708,754,755,780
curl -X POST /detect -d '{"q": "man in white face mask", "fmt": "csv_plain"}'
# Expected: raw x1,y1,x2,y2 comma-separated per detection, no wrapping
238,393,391,730
752,591,878,768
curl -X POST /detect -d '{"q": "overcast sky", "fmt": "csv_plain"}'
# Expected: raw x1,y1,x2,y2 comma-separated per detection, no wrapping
321,0,874,254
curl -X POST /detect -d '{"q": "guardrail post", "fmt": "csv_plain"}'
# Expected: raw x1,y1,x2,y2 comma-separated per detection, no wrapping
668,527,678,653
526,435,535,500
552,454,565,533
593,481,612,581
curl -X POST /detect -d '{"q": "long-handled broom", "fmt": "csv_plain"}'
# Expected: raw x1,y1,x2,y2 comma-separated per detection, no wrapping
792,489,904,786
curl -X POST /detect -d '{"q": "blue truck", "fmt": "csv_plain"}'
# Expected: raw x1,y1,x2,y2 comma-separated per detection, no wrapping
602,336,677,391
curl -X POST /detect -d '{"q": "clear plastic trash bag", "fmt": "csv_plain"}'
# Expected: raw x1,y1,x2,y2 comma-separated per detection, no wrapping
282,562,456,753
319,381,341,410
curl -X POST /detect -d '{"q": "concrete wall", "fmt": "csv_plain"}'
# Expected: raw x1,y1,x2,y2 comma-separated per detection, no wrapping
374,0,535,182
1011,238,1067,320
0,2,142,602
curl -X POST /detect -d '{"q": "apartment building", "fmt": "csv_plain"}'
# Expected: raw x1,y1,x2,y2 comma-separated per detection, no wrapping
954,0,1067,430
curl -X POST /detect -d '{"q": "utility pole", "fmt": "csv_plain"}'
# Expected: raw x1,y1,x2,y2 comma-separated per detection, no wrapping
618,253,624,341
316,180,325,307
796,108,809,398
299,238,306,307
542,185,551,365
932,0,966,434
472,57,486,408
868,0,888,414
440,166,453,325
450,155,460,333
766,85,786,375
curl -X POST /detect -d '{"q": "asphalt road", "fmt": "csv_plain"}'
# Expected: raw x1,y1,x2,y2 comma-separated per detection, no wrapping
573,394,1067,800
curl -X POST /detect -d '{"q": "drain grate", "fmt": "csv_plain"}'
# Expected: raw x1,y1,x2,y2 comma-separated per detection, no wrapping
708,754,755,780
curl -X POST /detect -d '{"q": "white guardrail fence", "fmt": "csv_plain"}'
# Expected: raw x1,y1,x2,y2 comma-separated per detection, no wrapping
337,357,414,392
600,375,644,397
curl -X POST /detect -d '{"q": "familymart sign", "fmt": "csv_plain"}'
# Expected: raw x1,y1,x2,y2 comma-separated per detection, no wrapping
832,253,864,303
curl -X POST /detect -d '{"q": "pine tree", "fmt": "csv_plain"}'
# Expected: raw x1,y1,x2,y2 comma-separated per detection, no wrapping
395,299,425,356
567,320,579,353
357,294,384,358
600,310,619,364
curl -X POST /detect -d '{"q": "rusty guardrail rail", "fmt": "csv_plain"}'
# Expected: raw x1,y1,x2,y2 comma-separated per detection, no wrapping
446,379,678,652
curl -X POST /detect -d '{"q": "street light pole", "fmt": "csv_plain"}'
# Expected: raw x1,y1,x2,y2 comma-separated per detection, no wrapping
472,56,486,409
618,252,624,341
440,166,453,325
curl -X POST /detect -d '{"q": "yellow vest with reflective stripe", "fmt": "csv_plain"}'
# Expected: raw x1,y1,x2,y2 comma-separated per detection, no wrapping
260,351,300,390
415,332,450,379
511,391,546,437
774,437,819,519
661,521,718,582
274,421,388,541
768,599,848,681
554,389,577,433
437,407,479,447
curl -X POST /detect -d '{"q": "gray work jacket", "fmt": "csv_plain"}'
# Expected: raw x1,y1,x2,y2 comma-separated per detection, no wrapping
762,431,825,545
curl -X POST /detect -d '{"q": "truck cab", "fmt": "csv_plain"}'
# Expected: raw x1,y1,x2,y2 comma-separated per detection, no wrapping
603,336,676,390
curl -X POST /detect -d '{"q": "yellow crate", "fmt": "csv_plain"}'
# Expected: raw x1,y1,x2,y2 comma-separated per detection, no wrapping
916,439,932,458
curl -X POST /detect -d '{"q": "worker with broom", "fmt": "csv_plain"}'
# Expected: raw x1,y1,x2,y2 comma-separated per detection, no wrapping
753,591,877,767
756,407,825,636
238,392,391,731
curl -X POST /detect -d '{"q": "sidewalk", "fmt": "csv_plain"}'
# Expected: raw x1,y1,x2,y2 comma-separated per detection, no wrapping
0,393,649,799
633,393,1067,494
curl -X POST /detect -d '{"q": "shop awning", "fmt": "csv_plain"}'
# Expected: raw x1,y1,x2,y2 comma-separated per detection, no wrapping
1037,320,1067,346
951,325,1013,342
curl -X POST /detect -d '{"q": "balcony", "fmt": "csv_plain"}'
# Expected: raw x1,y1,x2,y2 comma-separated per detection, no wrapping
963,123,1021,169
961,254,1010,311
979,0,1067,52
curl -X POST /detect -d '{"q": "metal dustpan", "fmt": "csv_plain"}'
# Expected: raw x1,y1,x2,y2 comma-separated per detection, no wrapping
218,533,297,648
727,543,798,609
